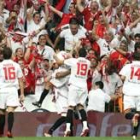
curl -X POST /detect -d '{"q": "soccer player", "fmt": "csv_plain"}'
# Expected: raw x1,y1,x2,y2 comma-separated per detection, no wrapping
44,67,71,137
54,47,90,136
0,47,24,138
54,17,86,52
33,51,71,108
44,51,72,137
119,52,140,140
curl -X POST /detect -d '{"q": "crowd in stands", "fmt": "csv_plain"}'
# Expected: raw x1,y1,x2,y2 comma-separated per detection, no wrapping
1,0,140,113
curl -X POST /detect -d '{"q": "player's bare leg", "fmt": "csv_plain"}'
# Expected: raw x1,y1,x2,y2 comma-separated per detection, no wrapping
6,106,16,138
44,116,66,137
0,109,6,137
132,113,139,127
132,113,140,140
124,109,140,140
64,106,74,137
77,104,89,137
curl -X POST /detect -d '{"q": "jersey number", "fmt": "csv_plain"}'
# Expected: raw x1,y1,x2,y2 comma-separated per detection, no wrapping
77,63,88,76
130,67,140,80
3,67,16,80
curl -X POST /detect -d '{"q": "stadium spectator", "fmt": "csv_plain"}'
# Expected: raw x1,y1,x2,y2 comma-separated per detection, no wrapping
86,53,101,91
87,81,120,112
37,34,54,63
110,40,130,72
92,29,114,57
134,33,140,43
7,28,28,55
6,10,18,31
48,2,76,31
44,52,71,137
0,0,9,29
5,0,19,11
54,17,86,52
101,59,123,112
77,0,101,31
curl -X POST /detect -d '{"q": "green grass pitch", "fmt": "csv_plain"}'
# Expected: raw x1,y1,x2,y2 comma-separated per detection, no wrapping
2,137,136,140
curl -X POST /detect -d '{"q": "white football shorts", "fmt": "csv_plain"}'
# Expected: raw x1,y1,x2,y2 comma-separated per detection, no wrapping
0,87,19,109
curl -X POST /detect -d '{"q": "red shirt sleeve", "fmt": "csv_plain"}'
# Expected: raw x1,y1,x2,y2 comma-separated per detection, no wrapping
55,0,66,11
24,54,34,65
92,42,100,56
56,13,75,30
95,24,106,38
82,7,93,30
82,8,102,31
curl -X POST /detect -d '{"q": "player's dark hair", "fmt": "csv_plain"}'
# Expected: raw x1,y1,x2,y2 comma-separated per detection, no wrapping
3,47,12,59
78,47,87,57
133,52,140,60
95,81,104,89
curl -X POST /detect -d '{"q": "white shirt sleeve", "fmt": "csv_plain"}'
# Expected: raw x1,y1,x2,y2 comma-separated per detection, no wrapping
119,64,129,77
116,74,123,87
96,38,104,46
60,30,67,38
104,93,111,103
64,58,75,67
125,26,132,36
